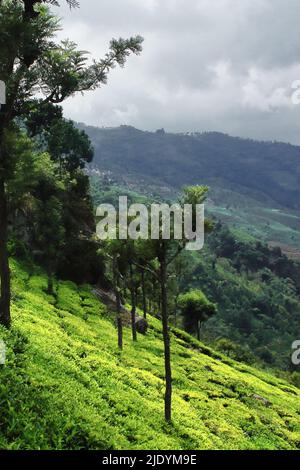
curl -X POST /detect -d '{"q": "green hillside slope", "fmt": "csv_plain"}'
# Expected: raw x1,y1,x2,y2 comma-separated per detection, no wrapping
0,260,299,450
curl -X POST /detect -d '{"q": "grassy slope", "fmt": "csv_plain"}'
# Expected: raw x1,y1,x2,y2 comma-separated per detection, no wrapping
0,260,299,450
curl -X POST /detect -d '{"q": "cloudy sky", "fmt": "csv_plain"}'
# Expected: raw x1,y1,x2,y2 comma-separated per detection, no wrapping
53,0,300,144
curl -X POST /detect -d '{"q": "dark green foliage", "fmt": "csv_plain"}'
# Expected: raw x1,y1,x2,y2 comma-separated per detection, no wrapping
26,103,94,172
182,225,300,368
209,223,300,293
214,339,256,365
178,290,217,340
57,239,104,285
6,124,101,285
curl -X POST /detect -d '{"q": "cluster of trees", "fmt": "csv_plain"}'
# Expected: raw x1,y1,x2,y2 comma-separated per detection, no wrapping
184,222,300,369
7,109,102,290
0,0,143,326
209,223,300,294
178,290,217,341
99,186,216,422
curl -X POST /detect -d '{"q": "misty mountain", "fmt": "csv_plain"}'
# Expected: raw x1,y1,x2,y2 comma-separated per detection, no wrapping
79,124,300,210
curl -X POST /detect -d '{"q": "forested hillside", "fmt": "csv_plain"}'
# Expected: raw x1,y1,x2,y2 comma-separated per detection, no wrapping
80,125,300,210
89,177,300,373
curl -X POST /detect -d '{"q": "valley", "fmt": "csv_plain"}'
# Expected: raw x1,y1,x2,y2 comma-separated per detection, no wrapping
82,125,300,255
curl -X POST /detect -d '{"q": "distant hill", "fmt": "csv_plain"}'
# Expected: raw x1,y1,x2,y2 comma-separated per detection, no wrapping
79,124,300,210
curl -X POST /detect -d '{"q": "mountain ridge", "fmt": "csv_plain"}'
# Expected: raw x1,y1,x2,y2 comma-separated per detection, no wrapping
79,123,300,211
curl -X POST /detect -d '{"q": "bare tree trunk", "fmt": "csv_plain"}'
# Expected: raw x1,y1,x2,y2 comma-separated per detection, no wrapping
141,269,147,319
47,270,54,296
117,300,123,350
174,294,179,327
160,250,172,423
113,257,123,350
130,263,137,342
0,128,11,329
197,320,202,341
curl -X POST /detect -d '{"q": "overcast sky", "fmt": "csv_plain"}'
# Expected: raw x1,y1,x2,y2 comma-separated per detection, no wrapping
53,0,300,144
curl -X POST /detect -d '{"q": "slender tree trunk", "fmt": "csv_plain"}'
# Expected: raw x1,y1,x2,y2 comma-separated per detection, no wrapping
47,269,54,296
141,269,147,319
113,257,123,350
174,294,179,327
130,263,137,342
197,320,202,341
117,300,123,350
122,287,127,302
160,250,172,423
0,128,11,329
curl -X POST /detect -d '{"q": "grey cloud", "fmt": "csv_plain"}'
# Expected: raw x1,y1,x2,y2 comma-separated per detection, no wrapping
53,0,300,144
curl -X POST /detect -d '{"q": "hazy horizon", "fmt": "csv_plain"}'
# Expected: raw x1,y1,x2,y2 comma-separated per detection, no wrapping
79,121,300,146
